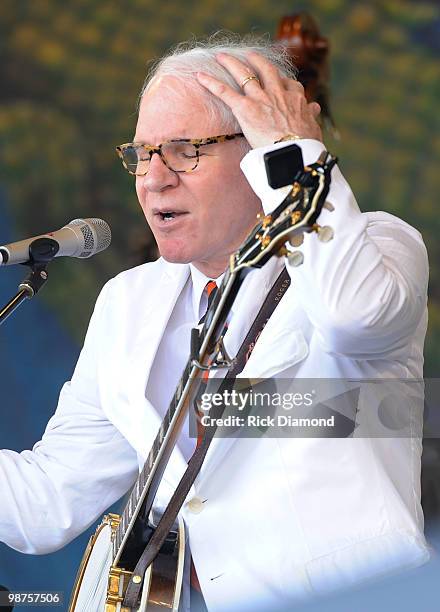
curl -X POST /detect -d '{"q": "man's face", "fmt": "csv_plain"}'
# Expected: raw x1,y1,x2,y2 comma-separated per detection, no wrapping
134,76,262,277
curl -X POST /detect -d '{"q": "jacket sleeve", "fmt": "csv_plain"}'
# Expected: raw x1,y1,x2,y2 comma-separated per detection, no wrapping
240,140,429,359
0,281,139,554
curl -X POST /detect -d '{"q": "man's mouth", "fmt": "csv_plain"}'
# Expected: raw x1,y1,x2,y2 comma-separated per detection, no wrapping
161,212,174,221
153,210,189,224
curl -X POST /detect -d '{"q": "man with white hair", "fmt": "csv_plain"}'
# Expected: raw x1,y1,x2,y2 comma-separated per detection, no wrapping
0,35,429,611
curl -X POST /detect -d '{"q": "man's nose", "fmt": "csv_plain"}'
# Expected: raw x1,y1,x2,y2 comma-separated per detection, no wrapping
142,152,178,192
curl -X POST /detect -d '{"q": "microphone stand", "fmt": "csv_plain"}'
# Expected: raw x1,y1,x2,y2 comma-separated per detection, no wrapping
0,238,57,326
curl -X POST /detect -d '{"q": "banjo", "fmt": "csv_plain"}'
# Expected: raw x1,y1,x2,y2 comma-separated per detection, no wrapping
68,147,337,611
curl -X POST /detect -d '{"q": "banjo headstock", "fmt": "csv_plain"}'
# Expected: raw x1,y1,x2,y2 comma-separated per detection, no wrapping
231,148,337,274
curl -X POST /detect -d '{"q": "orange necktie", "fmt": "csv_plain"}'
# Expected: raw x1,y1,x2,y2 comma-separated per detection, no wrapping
194,281,218,448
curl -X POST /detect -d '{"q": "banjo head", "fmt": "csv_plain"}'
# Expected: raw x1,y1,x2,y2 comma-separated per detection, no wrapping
69,517,115,612
69,514,185,612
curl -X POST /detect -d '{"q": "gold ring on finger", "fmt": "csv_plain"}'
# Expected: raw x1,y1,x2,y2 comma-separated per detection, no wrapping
240,75,260,89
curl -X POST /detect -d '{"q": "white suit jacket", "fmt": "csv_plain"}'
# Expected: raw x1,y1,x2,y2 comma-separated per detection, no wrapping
0,140,430,611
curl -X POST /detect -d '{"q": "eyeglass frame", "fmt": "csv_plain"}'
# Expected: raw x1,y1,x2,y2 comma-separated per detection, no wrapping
116,132,245,176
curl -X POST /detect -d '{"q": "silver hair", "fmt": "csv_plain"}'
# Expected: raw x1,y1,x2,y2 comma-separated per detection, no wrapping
139,32,297,134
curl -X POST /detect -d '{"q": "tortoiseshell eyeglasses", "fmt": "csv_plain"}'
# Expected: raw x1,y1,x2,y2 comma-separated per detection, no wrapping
116,132,245,176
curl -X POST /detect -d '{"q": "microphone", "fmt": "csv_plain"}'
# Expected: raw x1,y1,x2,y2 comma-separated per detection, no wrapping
0,218,111,266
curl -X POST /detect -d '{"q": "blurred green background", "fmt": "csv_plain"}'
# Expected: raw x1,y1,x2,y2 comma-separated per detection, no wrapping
0,0,438,373
0,0,439,604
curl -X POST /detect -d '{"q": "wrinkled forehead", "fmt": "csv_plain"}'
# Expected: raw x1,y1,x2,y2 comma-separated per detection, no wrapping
135,75,221,142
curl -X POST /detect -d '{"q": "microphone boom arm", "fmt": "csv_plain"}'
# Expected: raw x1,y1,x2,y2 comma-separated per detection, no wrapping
0,239,54,326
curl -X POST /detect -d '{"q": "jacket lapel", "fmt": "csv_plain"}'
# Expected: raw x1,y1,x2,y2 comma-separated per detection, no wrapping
125,262,190,470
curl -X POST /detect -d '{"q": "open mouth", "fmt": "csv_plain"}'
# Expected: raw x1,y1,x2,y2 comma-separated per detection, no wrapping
160,212,176,221
157,211,187,222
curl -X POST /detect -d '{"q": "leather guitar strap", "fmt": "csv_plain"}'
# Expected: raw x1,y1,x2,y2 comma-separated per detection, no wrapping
123,266,291,608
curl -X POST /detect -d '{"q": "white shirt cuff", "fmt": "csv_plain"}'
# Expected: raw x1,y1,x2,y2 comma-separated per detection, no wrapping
240,139,326,214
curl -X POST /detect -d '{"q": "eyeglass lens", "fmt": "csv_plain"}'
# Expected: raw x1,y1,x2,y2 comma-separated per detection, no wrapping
122,142,199,174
